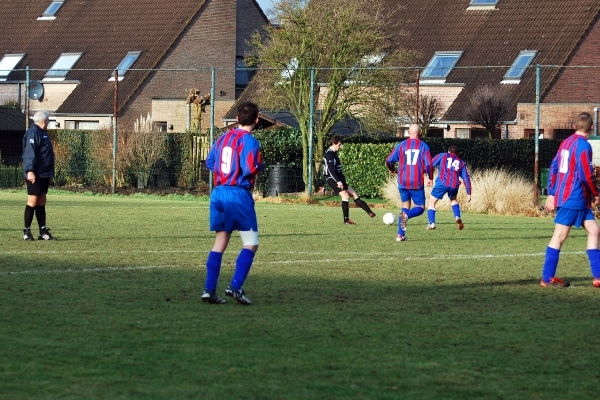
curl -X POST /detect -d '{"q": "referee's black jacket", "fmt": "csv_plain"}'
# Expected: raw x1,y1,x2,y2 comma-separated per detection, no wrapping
22,124,55,179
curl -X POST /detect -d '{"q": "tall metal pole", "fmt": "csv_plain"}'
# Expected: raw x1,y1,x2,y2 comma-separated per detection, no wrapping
308,68,315,197
25,66,30,130
112,70,118,194
209,67,215,194
415,69,420,125
534,65,541,206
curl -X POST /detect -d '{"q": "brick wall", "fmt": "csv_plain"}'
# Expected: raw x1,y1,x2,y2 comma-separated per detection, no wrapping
120,0,267,130
511,103,597,139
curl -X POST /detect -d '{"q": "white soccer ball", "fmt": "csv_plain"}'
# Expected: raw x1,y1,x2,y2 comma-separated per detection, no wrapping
383,212,395,226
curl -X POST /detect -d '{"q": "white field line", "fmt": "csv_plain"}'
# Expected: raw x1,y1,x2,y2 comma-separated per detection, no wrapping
2,251,587,276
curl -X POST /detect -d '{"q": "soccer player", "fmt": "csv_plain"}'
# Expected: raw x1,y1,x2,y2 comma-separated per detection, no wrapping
541,112,600,288
426,146,472,230
323,134,376,224
201,102,264,304
22,110,57,241
385,124,433,241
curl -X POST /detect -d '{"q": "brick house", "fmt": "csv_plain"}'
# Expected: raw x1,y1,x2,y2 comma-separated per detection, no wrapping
233,0,600,140
0,0,269,133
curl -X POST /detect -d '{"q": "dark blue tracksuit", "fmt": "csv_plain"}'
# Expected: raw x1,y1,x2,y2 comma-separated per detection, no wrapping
22,124,55,179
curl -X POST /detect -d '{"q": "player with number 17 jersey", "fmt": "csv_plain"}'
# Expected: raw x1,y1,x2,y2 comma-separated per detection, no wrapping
386,138,432,189
206,128,263,190
548,133,598,210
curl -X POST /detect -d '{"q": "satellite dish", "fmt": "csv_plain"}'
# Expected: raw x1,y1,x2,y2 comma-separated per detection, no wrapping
29,80,44,101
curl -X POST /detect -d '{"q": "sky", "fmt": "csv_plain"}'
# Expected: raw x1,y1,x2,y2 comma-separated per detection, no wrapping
255,0,276,15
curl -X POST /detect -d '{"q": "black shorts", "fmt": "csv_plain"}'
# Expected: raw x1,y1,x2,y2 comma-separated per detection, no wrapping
26,177,51,196
326,177,348,195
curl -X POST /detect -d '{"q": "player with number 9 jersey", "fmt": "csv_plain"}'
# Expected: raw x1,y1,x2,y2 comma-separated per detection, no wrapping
206,128,263,190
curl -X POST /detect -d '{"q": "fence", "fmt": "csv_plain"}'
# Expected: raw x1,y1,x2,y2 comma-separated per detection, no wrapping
2,64,600,194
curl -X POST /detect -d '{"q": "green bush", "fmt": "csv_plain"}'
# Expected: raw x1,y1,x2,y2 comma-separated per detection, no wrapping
0,164,22,187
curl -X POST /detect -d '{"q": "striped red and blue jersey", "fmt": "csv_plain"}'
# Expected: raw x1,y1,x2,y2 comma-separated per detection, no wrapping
548,133,599,209
205,128,264,189
386,138,432,189
432,152,472,195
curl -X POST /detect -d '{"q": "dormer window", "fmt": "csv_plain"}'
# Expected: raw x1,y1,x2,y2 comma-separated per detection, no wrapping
281,57,298,80
43,52,82,81
420,51,462,83
0,54,25,81
502,50,537,84
468,0,498,10
109,52,141,81
38,1,65,20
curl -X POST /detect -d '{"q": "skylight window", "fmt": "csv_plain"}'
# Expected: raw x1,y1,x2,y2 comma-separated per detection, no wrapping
43,52,82,81
38,1,65,20
0,54,25,81
420,52,462,82
468,0,499,10
502,50,537,83
109,52,141,81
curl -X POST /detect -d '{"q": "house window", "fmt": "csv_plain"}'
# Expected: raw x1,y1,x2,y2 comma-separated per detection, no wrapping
421,52,462,82
0,54,25,81
456,128,470,139
38,1,65,20
109,52,141,81
153,122,167,132
470,0,498,4
346,54,385,83
525,129,544,139
64,120,100,130
553,129,572,140
502,51,537,84
427,128,444,138
235,57,255,98
44,53,82,81
281,57,298,80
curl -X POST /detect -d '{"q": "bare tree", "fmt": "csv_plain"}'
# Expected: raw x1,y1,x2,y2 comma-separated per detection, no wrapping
399,94,444,137
247,0,414,193
466,85,511,139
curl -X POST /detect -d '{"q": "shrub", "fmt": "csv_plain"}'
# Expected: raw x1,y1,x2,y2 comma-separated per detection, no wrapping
382,168,541,216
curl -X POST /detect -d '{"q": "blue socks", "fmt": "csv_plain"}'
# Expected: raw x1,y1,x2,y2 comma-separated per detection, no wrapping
587,249,600,279
230,248,255,291
427,209,436,224
451,204,461,219
407,207,424,219
541,247,560,283
204,251,223,292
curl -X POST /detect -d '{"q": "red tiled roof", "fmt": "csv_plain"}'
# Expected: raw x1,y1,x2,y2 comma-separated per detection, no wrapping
0,1,210,114
231,0,600,123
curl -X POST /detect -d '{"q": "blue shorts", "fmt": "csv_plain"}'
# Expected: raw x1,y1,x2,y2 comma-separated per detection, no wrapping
554,207,595,228
399,188,426,206
430,184,458,200
209,186,258,233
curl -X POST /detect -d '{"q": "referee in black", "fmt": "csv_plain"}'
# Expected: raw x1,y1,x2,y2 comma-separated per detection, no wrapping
22,110,57,240
323,134,376,224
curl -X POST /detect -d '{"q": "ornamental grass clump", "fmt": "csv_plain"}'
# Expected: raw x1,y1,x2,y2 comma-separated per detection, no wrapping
382,168,542,216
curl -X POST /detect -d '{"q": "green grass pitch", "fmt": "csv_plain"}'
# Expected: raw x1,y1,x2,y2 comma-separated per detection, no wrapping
1,190,599,399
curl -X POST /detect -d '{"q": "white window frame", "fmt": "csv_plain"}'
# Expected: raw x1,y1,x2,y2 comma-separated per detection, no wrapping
38,1,65,20
501,50,537,84
281,57,298,80
64,120,100,130
0,54,25,81
420,51,462,83
346,53,385,84
43,52,82,81
109,52,141,81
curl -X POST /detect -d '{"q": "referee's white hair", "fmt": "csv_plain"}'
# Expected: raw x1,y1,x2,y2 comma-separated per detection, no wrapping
32,110,49,122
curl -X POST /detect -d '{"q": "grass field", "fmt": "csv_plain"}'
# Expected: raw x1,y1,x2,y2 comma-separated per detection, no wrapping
1,189,599,399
